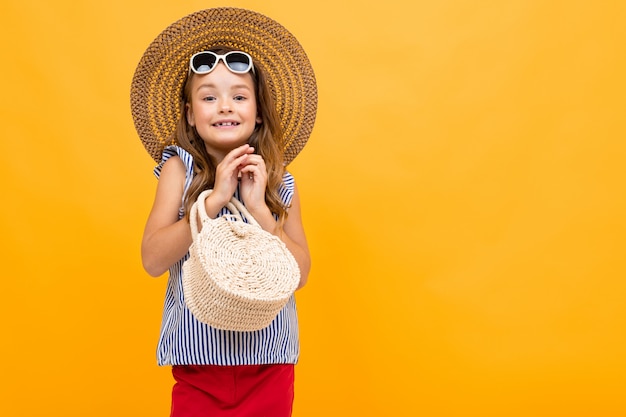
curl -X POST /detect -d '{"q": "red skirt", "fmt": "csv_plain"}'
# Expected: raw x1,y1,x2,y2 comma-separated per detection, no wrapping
170,364,294,417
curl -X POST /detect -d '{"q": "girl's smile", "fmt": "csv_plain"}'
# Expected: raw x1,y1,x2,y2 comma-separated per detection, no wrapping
213,120,240,127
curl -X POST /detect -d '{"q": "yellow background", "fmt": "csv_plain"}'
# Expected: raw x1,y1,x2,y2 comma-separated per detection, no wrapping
1,0,625,416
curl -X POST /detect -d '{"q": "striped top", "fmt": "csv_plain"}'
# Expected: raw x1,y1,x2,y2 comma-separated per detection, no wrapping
153,146,299,366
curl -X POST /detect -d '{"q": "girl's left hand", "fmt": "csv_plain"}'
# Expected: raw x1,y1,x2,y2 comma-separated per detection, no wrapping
239,154,268,211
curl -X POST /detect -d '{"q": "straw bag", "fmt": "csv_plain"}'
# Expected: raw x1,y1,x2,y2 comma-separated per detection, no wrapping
182,189,300,331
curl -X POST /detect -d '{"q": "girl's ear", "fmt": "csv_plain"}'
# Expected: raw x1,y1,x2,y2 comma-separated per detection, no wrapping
256,114,262,124
186,103,195,126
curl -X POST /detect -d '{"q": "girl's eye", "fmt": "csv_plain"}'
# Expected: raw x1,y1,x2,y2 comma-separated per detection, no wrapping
234,95,246,101
202,96,216,102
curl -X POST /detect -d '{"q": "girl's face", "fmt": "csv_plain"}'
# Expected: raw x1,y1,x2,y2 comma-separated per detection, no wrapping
186,63,261,161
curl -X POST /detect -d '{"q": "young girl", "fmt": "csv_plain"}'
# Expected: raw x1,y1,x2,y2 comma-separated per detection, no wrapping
130,8,317,416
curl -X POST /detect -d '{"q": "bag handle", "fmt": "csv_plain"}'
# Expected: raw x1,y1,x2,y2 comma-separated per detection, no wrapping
189,190,261,240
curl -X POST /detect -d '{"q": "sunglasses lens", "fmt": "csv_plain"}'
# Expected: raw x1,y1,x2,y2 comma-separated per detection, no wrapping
191,53,217,73
225,52,252,73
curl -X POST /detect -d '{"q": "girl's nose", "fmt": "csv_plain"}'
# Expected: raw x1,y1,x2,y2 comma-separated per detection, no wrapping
220,101,233,113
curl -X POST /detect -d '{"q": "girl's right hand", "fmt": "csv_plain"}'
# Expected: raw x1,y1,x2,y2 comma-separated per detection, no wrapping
205,144,256,212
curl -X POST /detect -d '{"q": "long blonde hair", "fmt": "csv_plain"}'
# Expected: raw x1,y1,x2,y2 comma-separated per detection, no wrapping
175,47,288,222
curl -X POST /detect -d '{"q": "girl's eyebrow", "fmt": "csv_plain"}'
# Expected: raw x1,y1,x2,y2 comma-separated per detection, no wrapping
195,83,253,92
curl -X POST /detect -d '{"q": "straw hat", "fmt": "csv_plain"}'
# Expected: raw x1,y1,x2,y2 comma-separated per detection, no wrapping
130,7,317,164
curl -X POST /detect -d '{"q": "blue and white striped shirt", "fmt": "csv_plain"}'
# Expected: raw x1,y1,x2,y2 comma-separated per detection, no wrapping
153,146,299,366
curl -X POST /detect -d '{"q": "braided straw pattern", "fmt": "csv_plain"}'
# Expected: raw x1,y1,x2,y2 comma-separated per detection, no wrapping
182,190,300,331
130,7,317,165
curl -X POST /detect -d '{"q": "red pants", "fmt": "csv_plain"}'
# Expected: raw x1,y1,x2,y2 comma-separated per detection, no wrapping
170,364,294,417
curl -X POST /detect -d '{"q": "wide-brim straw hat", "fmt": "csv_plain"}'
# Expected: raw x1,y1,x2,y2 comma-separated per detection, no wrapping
130,7,317,165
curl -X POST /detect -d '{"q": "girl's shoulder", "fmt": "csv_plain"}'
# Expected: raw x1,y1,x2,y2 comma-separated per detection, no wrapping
153,145,193,179
281,171,295,190
282,170,294,183
279,171,296,205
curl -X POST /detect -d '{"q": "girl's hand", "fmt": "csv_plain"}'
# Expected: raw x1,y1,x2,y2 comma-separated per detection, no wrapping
239,153,268,212
209,144,255,208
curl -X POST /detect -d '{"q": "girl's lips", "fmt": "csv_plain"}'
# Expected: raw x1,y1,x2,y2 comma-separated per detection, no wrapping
213,121,240,127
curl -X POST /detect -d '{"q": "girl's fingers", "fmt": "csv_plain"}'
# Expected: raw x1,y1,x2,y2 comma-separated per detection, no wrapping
240,154,266,171
211,146,256,203
228,144,255,162
213,146,267,206
217,146,255,176
239,155,267,180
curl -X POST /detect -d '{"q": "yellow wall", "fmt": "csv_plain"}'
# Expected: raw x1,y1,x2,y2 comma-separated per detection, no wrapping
2,1,625,416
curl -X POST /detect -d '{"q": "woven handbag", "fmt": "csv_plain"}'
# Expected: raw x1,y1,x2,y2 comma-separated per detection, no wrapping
182,189,300,331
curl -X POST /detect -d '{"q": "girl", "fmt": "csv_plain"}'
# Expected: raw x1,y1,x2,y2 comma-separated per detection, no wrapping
130,8,317,417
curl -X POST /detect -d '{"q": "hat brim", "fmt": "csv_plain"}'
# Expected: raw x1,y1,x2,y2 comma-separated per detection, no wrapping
130,7,317,164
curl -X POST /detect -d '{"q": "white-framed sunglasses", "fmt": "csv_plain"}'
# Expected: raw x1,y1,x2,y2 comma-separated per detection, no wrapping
189,51,255,75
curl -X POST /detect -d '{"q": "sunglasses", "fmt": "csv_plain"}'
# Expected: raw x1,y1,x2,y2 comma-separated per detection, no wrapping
189,51,255,75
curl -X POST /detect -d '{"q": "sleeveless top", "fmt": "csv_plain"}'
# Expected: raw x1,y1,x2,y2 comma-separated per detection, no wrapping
153,145,299,366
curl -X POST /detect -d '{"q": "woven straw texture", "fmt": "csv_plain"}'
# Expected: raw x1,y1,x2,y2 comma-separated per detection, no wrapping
182,190,300,331
130,7,317,165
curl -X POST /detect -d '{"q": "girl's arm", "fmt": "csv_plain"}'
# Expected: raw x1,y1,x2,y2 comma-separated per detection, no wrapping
248,181,311,290
282,183,311,289
141,156,193,277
